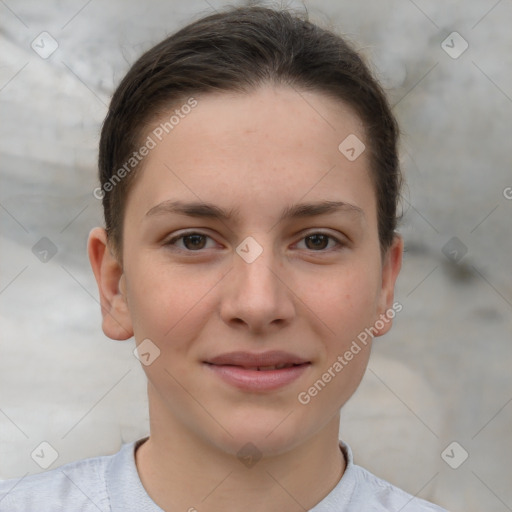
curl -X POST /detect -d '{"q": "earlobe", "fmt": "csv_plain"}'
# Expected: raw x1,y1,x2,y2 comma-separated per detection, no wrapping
87,227,133,341
374,234,404,337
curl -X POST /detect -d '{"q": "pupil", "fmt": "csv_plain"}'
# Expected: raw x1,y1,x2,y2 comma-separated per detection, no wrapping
185,234,205,250
307,234,327,250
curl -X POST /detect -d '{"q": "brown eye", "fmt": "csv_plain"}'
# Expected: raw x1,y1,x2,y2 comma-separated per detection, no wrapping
304,234,330,250
165,232,214,251
297,232,342,252
182,234,207,250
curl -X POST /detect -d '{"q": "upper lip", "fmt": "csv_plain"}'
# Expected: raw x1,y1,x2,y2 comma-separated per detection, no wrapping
205,351,310,368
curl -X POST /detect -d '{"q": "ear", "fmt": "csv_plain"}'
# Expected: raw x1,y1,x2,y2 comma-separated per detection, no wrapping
87,227,133,341
374,234,404,337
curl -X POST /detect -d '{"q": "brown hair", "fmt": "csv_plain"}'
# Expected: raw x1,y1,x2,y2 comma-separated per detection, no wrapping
98,5,402,264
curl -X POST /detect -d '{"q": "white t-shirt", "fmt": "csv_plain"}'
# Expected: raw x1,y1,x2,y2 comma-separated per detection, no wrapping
0,437,448,511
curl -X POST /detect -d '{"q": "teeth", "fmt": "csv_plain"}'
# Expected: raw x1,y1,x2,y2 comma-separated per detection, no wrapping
246,363,294,371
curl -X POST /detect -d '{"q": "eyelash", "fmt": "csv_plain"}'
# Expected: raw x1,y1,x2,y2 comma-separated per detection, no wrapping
164,231,345,253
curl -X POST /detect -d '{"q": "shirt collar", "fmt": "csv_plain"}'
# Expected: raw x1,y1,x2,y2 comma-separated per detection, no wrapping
308,440,358,511
107,436,163,512
106,437,355,512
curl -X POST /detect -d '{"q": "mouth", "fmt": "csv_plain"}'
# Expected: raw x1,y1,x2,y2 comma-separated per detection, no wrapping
205,350,310,368
225,363,304,371
204,351,311,392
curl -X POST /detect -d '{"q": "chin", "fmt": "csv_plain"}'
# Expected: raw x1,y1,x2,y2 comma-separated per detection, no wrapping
206,411,313,459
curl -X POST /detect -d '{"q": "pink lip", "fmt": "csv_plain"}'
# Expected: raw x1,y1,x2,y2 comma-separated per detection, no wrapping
204,351,311,392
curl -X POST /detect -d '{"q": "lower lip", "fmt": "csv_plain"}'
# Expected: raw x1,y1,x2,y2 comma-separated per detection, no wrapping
204,363,310,392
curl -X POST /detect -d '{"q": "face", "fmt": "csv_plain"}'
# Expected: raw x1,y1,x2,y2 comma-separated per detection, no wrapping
90,85,402,458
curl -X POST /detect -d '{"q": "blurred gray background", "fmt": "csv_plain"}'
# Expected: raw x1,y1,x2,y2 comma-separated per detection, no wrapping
0,1,511,510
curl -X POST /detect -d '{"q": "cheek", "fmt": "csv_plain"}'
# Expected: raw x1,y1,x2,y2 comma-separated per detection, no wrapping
296,262,380,413
124,257,221,345
301,258,382,341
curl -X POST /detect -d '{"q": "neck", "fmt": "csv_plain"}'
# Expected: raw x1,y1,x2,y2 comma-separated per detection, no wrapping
135,388,346,512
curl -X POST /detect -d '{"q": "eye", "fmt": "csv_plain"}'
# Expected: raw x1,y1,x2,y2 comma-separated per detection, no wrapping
164,231,345,253
165,232,217,251
295,232,344,251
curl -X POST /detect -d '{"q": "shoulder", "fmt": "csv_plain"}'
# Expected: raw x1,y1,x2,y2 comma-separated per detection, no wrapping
0,446,120,512
311,442,449,512
350,463,448,511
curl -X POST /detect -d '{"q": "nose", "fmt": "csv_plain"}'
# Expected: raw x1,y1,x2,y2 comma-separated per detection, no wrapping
220,239,296,335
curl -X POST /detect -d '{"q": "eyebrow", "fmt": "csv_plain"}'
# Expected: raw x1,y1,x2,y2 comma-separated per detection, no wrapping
145,199,364,224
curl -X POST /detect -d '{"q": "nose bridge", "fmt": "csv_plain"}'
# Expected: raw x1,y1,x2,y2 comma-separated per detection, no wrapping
234,234,280,297
221,234,294,329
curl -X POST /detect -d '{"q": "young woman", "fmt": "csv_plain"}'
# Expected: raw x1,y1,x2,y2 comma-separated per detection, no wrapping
0,6,448,511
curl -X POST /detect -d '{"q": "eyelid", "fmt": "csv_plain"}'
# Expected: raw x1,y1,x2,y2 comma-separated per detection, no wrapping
293,229,347,251
164,230,221,250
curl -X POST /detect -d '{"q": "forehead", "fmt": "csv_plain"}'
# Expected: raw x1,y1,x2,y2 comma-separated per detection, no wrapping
125,85,376,225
